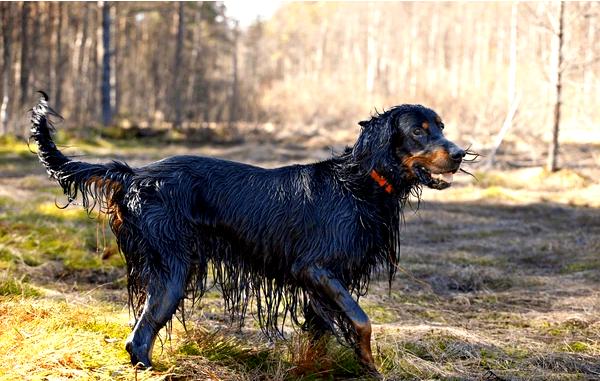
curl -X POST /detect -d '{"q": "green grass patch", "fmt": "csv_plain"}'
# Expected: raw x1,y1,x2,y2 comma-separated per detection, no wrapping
480,186,522,202
363,304,399,324
0,196,12,208
560,260,600,274
0,135,32,156
451,252,502,267
78,318,130,340
0,200,123,272
180,328,274,373
562,341,590,353
0,277,42,297
473,171,512,188
186,330,258,364
0,246,15,269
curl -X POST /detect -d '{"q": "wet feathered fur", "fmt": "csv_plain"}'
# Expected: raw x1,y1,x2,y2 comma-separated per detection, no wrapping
30,94,423,354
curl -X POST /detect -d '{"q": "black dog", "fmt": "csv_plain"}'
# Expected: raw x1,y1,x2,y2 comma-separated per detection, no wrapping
30,93,464,374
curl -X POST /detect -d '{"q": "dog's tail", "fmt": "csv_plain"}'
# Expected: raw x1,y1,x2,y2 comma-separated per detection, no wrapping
30,91,133,213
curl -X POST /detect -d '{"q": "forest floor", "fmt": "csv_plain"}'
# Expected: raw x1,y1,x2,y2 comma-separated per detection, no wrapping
1,134,599,381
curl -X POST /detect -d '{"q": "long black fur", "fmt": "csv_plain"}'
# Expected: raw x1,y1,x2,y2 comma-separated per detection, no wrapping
30,94,463,371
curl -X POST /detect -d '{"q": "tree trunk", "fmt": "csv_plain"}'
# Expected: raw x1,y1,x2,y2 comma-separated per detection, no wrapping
583,9,595,106
365,3,380,95
187,8,202,120
30,3,41,90
451,16,462,98
506,2,518,129
19,2,30,109
44,2,58,103
172,1,185,130
0,4,13,135
101,1,112,126
426,6,439,88
90,5,100,121
122,11,132,117
229,21,240,129
74,3,90,123
26,2,41,136
547,1,565,173
112,3,120,117
409,3,419,97
55,3,64,111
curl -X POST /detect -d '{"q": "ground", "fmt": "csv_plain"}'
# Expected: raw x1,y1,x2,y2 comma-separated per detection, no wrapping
0,134,599,381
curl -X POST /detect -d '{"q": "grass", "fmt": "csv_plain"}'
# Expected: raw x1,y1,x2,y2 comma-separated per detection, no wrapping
0,135,34,157
0,195,123,273
0,298,158,381
561,260,600,274
0,277,42,297
1,139,600,379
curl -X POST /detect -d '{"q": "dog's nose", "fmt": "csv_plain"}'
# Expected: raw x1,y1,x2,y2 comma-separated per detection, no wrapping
450,149,466,161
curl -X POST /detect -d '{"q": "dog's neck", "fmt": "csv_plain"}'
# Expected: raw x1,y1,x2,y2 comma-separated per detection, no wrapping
328,148,418,204
369,170,394,194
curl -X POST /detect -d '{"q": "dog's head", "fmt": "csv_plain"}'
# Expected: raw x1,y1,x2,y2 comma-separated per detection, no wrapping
353,105,465,191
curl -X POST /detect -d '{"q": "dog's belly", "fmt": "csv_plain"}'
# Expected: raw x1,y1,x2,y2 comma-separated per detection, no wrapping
191,223,293,282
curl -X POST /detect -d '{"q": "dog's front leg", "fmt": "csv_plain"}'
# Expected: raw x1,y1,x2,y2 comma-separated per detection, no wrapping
299,266,379,376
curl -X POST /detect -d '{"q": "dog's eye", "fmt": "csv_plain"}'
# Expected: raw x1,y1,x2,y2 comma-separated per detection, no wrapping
412,128,424,137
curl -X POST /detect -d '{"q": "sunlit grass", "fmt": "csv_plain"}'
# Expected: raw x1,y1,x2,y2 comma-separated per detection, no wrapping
0,196,123,272
0,135,32,157
0,297,173,381
36,201,90,221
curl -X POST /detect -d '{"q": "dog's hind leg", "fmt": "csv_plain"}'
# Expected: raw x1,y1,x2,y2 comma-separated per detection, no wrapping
303,302,331,341
125,257,189,368
297,266,379,376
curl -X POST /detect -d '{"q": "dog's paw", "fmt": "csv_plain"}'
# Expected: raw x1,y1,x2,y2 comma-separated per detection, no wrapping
125,340,152,369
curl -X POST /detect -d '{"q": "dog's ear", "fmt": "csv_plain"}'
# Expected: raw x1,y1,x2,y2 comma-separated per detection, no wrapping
352,115,393,172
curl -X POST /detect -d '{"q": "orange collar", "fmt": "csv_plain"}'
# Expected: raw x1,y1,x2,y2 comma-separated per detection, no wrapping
370,170,394,194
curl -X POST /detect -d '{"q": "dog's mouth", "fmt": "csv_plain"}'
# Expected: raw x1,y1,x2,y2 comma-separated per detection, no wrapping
413,166,457,190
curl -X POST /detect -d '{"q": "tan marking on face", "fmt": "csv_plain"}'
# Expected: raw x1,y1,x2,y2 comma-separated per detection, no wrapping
435,116,442,123
402,148,452,176
422,122,429,129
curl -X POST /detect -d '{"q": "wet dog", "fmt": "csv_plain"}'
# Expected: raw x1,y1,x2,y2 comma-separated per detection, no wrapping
31,93,465,374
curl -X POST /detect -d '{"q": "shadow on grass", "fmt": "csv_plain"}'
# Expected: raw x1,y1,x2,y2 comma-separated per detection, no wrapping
401,200,600,280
